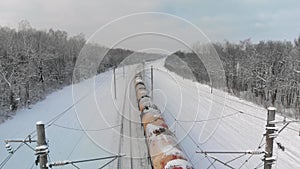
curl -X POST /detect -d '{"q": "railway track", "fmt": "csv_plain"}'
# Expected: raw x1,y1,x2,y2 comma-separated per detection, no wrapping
115,65,152,169
134,72,193,169
117,87,126,169
129,97,133,169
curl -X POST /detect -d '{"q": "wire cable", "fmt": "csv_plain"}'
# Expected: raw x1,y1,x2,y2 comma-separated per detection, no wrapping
58,133,84,169
254,161,263,169
0,140,26,169
1,75,109,169
163,108,217,169
176,111,240,123
0,154,12,169
52,123,121,132
238,154,254,169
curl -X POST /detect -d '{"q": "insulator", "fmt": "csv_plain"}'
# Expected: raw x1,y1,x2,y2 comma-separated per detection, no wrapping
250,150,264,155
35,145,49,155
5,143,14,154
48,161,70,167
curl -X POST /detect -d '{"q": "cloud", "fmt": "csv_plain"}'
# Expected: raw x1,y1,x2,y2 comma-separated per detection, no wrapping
0,0,161,34
0,0,299,49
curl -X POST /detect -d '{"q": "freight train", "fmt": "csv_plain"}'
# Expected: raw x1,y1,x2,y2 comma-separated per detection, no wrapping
134,73,193,169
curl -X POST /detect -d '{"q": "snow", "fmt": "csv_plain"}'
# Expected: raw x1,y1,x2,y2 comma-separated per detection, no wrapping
144,59,300,169
0,58,299,169
164,159,192,169
163,146,184,157
268,107,277,111
146,123,168,139
0,70,128,168
36,121,44,125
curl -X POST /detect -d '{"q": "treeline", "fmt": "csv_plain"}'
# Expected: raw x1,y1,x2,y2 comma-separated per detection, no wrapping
0,22,85,120
165,38,300,118
0,21,163,122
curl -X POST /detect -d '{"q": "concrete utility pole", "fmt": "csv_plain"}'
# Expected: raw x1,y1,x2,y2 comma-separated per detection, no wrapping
264,107,277,169
142,62,145,81
113,67,117,99
151,66,153,99
36,121,48,169
210,71,214,94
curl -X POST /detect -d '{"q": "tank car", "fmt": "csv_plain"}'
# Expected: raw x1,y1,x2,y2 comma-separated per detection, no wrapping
134,72,193,169
148,133,187,169
138,96,154,111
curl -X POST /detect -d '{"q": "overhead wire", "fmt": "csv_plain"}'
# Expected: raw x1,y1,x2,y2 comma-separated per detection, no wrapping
0,154,12,169
254,162,264,169
0,139,26,169
176,77,300,133
166,77,268,123
237,154,255,169
59,133,85,169
150,67,300,169
166,74,300,167
163,108,218,169
152,67,300,169
1,74,110,168
52,123,121,132
176,111,240,123
29,160,37,169
162,96,267,169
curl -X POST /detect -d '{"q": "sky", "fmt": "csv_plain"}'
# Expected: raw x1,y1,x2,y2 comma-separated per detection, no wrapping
0,0,300,52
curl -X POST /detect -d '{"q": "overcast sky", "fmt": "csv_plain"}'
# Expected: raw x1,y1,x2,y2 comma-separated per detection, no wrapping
1,0,299,51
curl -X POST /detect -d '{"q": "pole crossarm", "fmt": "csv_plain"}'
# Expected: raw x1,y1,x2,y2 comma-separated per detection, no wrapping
277,120,300,134
196,150,264,169
203,153,235,169
48,155,125,168
196,150,265,155
5,135,36,143
4,139,37,143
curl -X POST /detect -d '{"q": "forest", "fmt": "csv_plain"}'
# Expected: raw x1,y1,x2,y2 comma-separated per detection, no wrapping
0,21,162,122
2,20,300,122
165,38,300,118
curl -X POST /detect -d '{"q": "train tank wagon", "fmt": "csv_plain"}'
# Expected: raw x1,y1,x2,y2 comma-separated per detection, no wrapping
133,72,193,169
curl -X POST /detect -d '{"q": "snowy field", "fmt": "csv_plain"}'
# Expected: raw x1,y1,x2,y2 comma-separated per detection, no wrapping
146,60,300,169
1,59,300,169
0,68,129,169
0,64,152,169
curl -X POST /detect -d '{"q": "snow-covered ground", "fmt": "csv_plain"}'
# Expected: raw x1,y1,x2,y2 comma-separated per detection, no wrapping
0,63,153,169
1,59,299,169
0,66,133,169
145,59,300,169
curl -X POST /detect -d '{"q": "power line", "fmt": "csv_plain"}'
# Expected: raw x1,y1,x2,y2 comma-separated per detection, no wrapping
46,75,109,128
48,155,124,168
52,123,121,132
98,156,118,169
253,161,264,169
117,68,128,169
0,154,12,169
177,78,300,134
174,81,268,122
0,139,26,169
163,108,218,169
176,111,240,123
238,154,255,169
163,105,269,169
1,76,109,168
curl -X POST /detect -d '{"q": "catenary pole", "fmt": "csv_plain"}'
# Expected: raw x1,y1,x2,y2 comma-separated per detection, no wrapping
36,121,48,169
264,107,276,169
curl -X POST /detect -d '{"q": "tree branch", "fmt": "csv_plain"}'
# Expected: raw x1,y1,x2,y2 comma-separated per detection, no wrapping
0,69,11,87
